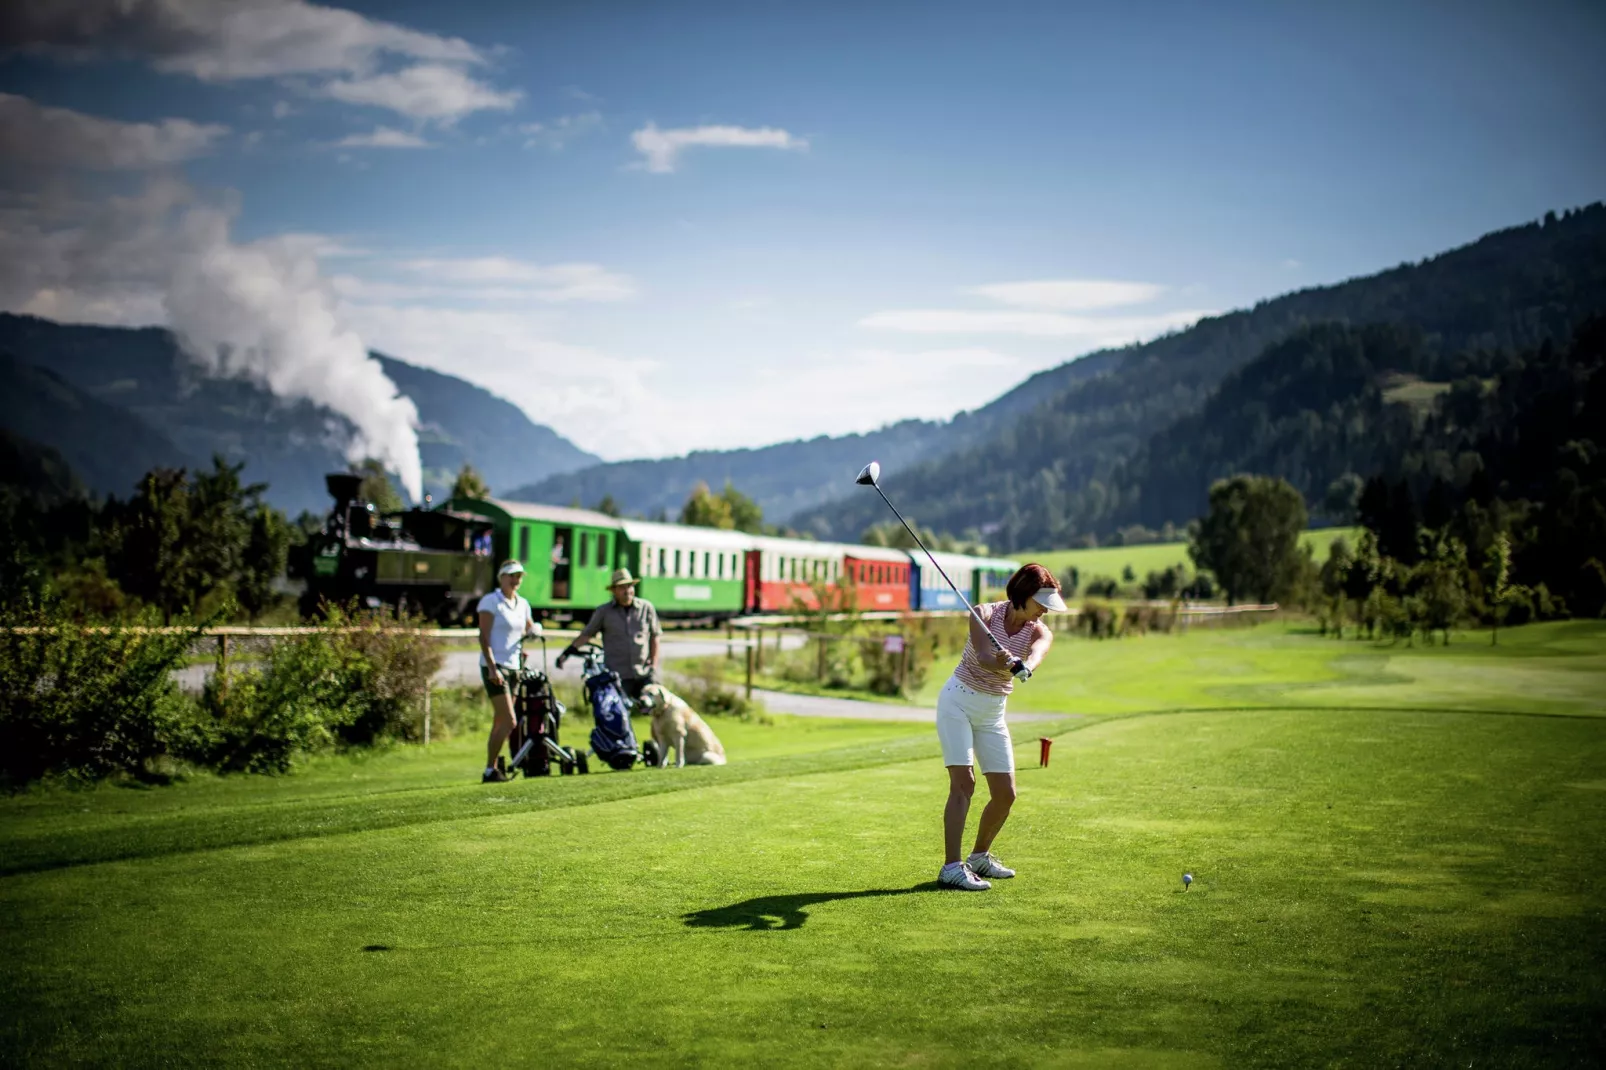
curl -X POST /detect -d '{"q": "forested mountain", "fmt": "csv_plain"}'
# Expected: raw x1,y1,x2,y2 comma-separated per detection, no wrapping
505,344,1126,522
791,204,1606,549
0,315,598,513
0,353,191,497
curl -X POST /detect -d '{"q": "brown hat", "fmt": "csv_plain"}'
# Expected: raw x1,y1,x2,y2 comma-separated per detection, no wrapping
609,567,640,588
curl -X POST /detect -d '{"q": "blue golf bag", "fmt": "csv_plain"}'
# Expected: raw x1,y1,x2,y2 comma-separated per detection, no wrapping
579,649,661,771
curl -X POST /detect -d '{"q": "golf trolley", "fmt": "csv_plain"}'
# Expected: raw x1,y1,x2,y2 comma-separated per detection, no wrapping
503,636,589,778
571,646,661,771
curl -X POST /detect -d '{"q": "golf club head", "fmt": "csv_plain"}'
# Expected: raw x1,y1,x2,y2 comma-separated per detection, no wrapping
855,461,881,487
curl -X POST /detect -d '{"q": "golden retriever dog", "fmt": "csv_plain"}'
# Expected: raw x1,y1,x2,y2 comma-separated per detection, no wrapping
638,684,727,767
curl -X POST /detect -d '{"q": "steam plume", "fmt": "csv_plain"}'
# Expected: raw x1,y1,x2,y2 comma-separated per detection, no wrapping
166,204,424,501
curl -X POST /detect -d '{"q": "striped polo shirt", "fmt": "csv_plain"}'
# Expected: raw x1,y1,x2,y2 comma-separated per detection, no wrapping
953,601,1047,696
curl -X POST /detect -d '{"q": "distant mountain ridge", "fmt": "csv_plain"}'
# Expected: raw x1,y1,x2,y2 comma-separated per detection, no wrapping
505,343,1124,522
790,203,1606,549
0,314,599,513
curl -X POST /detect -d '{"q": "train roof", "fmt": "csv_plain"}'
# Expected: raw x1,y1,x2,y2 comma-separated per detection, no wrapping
746,534,848,557
456,497,625,529
968,555,1023,572
617,519,755,551
842,544,914,564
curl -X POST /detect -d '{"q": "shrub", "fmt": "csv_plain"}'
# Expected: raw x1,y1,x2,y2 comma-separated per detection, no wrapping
0,609,202,787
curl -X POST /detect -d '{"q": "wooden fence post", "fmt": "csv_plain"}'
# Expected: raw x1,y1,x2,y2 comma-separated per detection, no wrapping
745,643,754,700
726,623,733,660
898,637,909,694
216,634,230,698
755,626,764,672
816,633,826,680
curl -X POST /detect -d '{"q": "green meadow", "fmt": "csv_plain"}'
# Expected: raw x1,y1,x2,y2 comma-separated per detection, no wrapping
1023,527,1359,587
2,620,1603,1067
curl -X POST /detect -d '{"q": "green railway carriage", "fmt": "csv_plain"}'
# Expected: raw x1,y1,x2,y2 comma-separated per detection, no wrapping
616,519,751,617
973,555,1024,602
448,497,624,621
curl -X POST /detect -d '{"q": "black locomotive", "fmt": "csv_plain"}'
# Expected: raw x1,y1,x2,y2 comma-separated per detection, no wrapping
299,473,495,624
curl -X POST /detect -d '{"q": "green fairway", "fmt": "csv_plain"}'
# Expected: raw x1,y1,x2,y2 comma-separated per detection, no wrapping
1023,527,1359,586
3,621,1603,1066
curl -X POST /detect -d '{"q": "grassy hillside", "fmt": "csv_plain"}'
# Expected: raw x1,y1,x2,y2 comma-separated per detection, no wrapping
1021,527,1359,587
2,621,1602,1066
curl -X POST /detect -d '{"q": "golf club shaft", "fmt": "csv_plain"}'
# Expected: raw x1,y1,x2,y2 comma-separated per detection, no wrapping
869,484,1010,659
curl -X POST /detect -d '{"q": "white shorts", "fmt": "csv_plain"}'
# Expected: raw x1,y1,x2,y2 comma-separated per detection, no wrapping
935,675,1015,774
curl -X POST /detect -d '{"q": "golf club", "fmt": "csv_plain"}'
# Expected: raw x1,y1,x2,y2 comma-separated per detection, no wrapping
855,461,1031,681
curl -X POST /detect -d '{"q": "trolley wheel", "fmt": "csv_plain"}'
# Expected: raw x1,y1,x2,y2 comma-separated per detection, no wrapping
576,751,590,775
642,740,662,768
559,754,575,775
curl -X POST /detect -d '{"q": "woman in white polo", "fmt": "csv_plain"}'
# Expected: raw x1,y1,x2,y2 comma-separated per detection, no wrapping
936,562,1065,890
478,559,542,783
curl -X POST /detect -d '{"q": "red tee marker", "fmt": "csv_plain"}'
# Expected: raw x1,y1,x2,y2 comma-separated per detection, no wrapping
1039,737,1053,768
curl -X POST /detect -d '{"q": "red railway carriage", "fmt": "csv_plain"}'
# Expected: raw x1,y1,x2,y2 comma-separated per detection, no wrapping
843,545,912,611
745,537,847,612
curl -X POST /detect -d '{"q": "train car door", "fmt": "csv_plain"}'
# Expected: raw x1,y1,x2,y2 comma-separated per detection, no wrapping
551,526,572,601
744,550,762,612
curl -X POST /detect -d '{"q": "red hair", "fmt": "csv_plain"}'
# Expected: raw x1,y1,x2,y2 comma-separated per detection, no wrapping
1006,563,1059,609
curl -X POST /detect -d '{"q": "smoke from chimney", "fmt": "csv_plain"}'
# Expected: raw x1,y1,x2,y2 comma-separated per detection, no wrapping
165,203,424,501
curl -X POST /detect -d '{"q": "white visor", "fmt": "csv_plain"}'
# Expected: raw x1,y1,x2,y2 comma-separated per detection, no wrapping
498,561,525,577
1033,588,1068,612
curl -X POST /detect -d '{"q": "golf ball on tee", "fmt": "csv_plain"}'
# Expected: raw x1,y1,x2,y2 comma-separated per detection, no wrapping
1182,872,1193,889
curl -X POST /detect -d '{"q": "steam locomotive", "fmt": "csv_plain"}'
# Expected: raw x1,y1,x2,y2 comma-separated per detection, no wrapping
299,473,495,624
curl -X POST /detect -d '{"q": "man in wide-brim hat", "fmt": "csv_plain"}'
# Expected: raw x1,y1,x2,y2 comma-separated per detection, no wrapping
558,566,662,699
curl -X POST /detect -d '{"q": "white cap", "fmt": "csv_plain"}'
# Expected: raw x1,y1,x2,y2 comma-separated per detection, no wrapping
1033,587,1068,612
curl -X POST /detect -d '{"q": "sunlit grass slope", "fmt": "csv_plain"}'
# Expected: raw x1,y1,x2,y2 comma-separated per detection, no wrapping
1023,527,1360,584
2,621,1602,1067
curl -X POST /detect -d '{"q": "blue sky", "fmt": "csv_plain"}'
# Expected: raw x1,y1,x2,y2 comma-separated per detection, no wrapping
3,0,1604,473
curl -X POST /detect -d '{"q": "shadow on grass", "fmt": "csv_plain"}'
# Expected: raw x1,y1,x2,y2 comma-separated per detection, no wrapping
683,882,943,931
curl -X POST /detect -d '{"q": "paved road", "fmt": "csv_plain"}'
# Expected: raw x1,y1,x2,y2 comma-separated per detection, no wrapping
175,634,808,692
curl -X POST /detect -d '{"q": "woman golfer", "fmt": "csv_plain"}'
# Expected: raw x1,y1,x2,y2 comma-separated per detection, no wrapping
478,559,542,783
936,563,1065,890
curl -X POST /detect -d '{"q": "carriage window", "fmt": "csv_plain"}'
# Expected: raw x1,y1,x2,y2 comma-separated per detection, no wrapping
658,547,667,575
518,526,529,563
598,534,610,567
674,549,682,576
579,532,589,568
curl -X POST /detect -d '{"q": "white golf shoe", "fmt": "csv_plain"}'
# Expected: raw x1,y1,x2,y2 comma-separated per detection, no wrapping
967,851,1015,879
938,861,991,891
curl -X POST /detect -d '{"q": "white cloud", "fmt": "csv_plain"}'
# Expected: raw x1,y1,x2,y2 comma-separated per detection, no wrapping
965,279,1163,310
0,0,484,80
319,63,520,122
858,308,1212,340
1,1,516,122
334,125,430,148
1281,258,1302,270
271,100,295,119
0,92,227,171
631,122,807,173
396,257,636,302
520,111,602,150
334,301,662,458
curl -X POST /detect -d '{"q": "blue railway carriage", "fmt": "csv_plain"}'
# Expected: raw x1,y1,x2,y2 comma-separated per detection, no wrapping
615,520,752,618
910,549,980,611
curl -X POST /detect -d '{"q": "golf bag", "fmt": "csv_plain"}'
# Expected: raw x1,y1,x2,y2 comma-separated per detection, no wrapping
507,665,589,777
579,649,661,771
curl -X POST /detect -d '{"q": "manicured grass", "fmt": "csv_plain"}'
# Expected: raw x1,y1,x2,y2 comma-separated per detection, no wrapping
1023,527,1360,584
2,621,1603,1066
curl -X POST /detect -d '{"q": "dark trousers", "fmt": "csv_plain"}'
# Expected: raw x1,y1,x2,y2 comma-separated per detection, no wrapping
619,676,654,701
